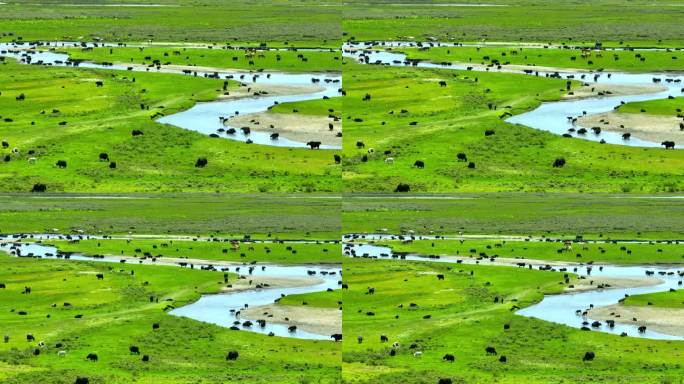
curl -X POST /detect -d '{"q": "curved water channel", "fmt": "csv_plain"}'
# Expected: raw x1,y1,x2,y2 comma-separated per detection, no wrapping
0,41,342,149
343,233,684,341
0,233,341,340
344,41,684,148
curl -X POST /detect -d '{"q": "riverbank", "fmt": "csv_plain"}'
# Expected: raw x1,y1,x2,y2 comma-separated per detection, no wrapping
577,111,684,144
226,111,342,146
589,304,684,337
242,304,342,336
563,83,667,100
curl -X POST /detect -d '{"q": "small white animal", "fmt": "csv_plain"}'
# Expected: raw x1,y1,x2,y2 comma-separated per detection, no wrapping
27,157,36,164
368,148,375,154
384,157,394,164
57,350,66,357
392,341,400,348
413,351,422,357
37,341,45,347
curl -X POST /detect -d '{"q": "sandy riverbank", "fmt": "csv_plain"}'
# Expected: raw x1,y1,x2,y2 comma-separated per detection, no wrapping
576,111,684,143
242,304,342,336
588,304,684,337
225,111,341,146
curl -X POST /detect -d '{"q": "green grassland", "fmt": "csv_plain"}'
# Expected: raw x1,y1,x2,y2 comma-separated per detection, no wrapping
618,97,684,117
0,194,341,238
48,238,343,265
343,258,684,383
343,63,684,193
0,60,341,192
401,45,684,72
0,254,341,383
280,290,342,309
342,194,684,239
271,97,342,117
379,239,684,265
341,62,684,193
624,289,684,308
343,0,684,46
0,0,341,46
63,46,341,73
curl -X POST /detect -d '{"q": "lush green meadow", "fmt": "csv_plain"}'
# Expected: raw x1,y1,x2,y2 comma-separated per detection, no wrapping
624,289,684,308
49,238,343,265
271,97,342,117
280,290,342,309
343,258,684,384
0,60,340,193
0,194,341,238
618,97,684,117
342,194,684,239
341,61,684,193
63,46,341,73
0,254,341,384
402,45,684,72
380,238,684,265
0,0,341,46
343,0,684,46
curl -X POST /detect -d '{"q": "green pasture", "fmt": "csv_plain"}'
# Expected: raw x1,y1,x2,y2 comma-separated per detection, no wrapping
280,290,342,309
618,97,684,117
624,289,684,309
379,239,684,265
342,194,684,239
342,258,684,383
343,0,684,46
401,45,684,72
0,0,341,46
0,60,341,193
341,62,684,193
63,46,341,73
0,254,341,383
48,238,343,265
0,194,341,238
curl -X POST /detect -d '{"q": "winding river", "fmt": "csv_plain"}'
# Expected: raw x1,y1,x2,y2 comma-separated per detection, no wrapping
0,233,341,340
344,41,683,148
0,41,342,149
343,233,684,341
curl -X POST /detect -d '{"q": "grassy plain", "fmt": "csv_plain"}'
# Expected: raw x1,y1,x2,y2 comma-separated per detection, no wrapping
63,46,341,73
0,60,341,193
343,0,684,46
342,194,684,239
380,239,684,265
618,97,684,117
0,254,341,383
341,62,684,193
0,194,341,238
402,45,684,72
342,258,684,383
624,289,684,308
49,238,343,265
280,290,342,309
0,0,341,46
